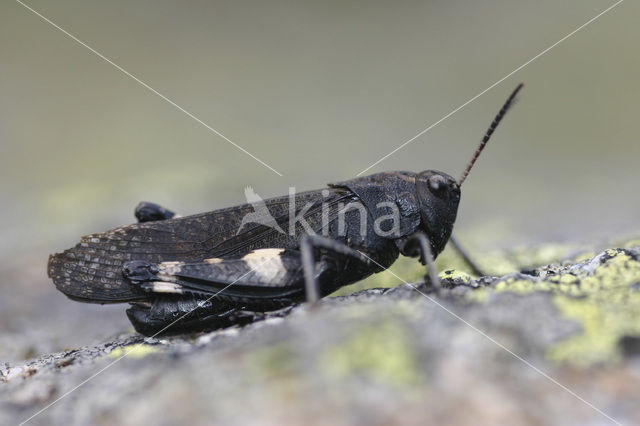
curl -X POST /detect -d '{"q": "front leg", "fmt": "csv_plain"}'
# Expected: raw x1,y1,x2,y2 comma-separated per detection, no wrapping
299,234,373,304
400,232,441,291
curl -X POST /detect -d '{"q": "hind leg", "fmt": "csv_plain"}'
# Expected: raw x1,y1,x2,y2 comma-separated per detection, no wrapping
134,202,179,223
127,297,295,336
126,297,241,336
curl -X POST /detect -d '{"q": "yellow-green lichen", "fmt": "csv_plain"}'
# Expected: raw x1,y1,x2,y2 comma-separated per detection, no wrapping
245,343,297,380
464,275,548,304
242,343,303,402
337,299,423,322
440,269,473,285
494,276,551,294
320,321,422,387
458,247,640,366
547,295,621,366
336,236,640,367
465,248,640,366
333,241,592,298
108,344,162,359
546,250,640,366
330,241,500,297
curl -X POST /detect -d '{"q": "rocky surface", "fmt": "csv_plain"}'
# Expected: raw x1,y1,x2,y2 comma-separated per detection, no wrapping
2,241,640,425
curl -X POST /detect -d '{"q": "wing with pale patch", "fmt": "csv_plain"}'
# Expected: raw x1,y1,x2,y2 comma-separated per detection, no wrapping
124,248,338,307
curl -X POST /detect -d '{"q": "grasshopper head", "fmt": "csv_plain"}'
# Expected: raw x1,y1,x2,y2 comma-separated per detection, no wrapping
415,170,460,255
411,84,524,255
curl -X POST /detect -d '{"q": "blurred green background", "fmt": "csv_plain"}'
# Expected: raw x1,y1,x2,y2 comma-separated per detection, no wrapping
1,0,638,360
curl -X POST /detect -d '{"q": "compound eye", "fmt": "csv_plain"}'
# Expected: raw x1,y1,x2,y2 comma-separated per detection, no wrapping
427,174,447,195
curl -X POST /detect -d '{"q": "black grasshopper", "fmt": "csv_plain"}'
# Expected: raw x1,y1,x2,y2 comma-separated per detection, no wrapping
48,84,523,336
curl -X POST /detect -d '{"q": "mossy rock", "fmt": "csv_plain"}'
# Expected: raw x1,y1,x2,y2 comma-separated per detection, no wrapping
2,240,640,425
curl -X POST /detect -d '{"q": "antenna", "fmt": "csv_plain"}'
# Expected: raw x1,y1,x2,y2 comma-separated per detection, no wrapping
458,83,524,186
